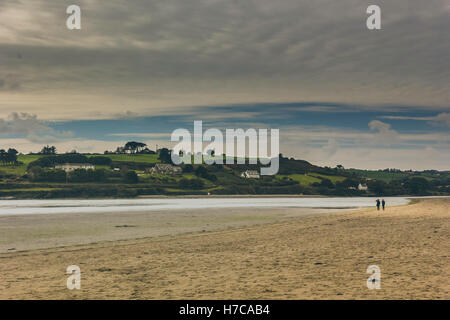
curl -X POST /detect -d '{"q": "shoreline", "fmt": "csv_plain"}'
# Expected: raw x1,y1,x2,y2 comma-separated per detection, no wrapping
2,194,449,201
0,196,413,217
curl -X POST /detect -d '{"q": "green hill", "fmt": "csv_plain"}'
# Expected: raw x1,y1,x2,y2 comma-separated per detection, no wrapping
0,153,448,199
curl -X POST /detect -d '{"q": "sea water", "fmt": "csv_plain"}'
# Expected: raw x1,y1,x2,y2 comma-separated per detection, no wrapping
0,197,415,216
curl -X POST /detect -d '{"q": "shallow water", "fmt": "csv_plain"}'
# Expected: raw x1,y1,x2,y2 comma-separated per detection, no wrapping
0,197,413,216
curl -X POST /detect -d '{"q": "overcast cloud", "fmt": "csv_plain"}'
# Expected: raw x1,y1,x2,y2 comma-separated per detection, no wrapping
0,0,448,169
0,0,448,119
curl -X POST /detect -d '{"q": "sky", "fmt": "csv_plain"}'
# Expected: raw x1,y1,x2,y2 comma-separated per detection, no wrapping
0,0,449,170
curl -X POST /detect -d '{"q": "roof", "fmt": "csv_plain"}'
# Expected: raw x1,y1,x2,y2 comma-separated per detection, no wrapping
155,163,178,168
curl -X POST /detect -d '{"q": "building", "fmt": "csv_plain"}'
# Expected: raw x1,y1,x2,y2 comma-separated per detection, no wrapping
54,163,95,172
358,183,368,191
241,170,260,179
148,163,182,175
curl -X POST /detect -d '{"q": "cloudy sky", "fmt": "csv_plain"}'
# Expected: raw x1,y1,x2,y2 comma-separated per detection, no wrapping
0,0,449,170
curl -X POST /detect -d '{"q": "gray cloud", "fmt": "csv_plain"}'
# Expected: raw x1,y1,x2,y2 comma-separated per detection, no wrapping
0,74,21,91
381,112,450,126
0,0,448,119
368,120,399,144
0,112,73,142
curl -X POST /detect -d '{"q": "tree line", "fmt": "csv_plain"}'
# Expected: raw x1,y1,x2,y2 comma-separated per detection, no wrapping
0,148,18,165
27,153,112,169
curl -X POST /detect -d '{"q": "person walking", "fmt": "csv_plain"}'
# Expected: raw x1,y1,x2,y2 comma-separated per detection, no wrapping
376,199,380,211
382,199,386,211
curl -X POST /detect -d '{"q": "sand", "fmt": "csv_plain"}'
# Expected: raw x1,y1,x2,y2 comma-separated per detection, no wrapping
0,207,344,253
0,198,448,299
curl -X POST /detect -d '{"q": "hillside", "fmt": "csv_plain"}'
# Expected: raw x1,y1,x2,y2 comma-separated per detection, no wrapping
0,153,448,199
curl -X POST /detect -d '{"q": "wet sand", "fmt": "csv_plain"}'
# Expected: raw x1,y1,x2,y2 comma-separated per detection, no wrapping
0,207,343,253
0,198,448,299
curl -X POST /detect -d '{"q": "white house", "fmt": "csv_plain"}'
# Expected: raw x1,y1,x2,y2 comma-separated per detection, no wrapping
241,170,260,179
54,163,95,172
148,163,182,175
358,183,368,191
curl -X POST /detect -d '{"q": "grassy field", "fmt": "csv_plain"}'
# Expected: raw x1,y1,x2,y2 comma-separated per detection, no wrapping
0,155,45,176
277,173,348,185
309,173,347,183
0,165,27,176
277,174,321,185
346,169,409,181
0,154,159,177
15,154,160,164
0,187,62,192
346,169,449,182
0,155,116,177
17,154,45,164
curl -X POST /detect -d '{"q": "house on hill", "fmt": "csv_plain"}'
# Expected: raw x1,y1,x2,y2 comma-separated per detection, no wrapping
241,170,260,179
54,163,95,172
148,163,182,175
358,183,368,191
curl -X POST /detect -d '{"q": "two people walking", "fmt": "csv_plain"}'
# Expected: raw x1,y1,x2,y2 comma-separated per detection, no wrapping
376,199,385,211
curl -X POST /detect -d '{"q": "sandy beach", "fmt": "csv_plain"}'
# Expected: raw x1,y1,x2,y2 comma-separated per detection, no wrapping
0,198,448,299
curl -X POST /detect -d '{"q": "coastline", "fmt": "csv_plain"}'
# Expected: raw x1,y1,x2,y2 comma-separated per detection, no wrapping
2,194,448,201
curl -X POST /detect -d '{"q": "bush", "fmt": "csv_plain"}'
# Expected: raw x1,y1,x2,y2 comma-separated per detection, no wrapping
123,171,139,184
68,169,107,183
194,165,217,181
404,177,430,195
179,178,204,189
88,156,112,166
28,154,89,169
29,167,67,182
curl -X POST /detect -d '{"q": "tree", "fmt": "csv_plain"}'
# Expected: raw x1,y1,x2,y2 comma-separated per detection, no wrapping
0,148,18,165
68,169,107,183
28,154,89,169
336,178,359,189
194,165,217,181
124,141,147,154
40,145,56,155
28,167,66,182
195,166,208,178
115,146,125,154
158,148,172,163
179,178,204,189
404,177,430,195
7,148,18,156
123,170,139,183
319,178,334,189
88,156,112,166
368,180,388,195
